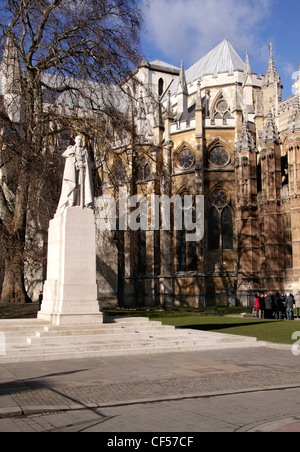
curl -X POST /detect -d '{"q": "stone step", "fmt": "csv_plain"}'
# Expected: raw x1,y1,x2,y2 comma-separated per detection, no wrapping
0,338,262,364
4,334,256,356
37,324,175,337
105,316,151,324
105,319,165,328
0,316,260,364
0,321,48,332
7,328,257,353
1,322,175,345
26,329,187,345
41,324,124,334
3,338,205,356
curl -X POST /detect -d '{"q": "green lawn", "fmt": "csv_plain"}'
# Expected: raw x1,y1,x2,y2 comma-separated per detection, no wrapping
154,315,300,345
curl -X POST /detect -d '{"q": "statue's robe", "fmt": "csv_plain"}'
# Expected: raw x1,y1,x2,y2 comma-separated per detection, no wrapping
56,146,94,214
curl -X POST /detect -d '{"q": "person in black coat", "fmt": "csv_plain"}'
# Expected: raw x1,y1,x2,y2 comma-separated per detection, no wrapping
275,291,284,319
264,292,273,319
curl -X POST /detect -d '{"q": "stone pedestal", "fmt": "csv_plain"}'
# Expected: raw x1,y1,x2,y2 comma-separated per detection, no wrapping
38,207,103,325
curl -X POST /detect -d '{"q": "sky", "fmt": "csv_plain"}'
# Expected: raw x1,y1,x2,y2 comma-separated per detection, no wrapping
139,0,300,100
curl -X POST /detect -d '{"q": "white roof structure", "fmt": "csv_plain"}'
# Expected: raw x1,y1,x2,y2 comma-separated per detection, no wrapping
170,39,245,94
149,60,180,72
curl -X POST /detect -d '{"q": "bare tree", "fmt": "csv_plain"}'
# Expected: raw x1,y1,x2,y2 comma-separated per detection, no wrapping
0,0,143,303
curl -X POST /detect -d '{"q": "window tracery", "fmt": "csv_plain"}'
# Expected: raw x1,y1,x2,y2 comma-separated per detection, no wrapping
208,147,230,168
211,94,233,125
178,148,195,169
176,144,195,170
208,189,233,250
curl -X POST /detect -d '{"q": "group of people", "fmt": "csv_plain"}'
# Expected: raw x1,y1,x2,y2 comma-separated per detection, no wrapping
254,292,300,320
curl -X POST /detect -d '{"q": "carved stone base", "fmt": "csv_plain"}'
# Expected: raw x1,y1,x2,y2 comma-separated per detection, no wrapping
38,207,103,326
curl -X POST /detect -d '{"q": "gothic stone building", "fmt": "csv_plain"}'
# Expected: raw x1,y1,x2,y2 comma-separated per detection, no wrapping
1,37,300,307
98,39,300,308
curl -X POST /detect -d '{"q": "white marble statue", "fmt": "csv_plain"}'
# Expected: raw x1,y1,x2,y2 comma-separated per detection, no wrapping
56,136,94,214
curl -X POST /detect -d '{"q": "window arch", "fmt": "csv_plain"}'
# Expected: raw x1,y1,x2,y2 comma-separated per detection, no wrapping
208,206,220,250
144,163,151,179
208,190,233,251
175,194,198,272
158,78,164,97
138,160,151,181
176,143,195,170
221,206,233,250
208,147,230,168
211,92,233,125
207,138,232,169
138,229,147,275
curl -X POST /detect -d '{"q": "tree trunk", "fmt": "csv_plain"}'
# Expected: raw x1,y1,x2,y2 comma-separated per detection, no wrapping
1,238,31,304
0,170,31,304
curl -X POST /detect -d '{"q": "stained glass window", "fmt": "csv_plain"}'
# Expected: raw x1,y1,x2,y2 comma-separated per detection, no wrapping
178,149,195,169
211,189,229,208
216,100,228,112
208,147,230,167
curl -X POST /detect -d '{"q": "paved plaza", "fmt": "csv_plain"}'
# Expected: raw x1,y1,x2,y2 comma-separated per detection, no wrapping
0,346,300,432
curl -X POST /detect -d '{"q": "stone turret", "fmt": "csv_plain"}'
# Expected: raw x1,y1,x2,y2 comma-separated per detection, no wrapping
260,110,282,202
259,111,283,286
176,60,188,121
0,34,24,123
262,44,282,120
0,34,22,94
243,52,255,116
235,121,259,300
235,121,257,207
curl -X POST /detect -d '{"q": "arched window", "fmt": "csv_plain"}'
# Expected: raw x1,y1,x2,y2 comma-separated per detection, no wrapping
138,229,147,275
208,146,230,168
138,161,151,181
176,197,198,272
144,163,151,180
188,208,198,271
176,145,195,170
221,207,233,250
158,78,164,97
211,94,233,125
208,190,234,251
177,228,187,272
208,206,220,250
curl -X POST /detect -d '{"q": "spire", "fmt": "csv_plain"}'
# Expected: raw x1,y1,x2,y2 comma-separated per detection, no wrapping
263,43,281,87
243,51,253,87
176,60,188,121
177,60,188,96
261,110,281,144
0,34,22,95
236,120,256,154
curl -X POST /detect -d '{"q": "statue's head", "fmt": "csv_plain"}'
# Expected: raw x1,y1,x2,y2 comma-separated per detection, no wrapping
75,135,83,147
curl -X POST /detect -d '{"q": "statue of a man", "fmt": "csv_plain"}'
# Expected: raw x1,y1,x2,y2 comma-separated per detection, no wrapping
56,136,94,214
